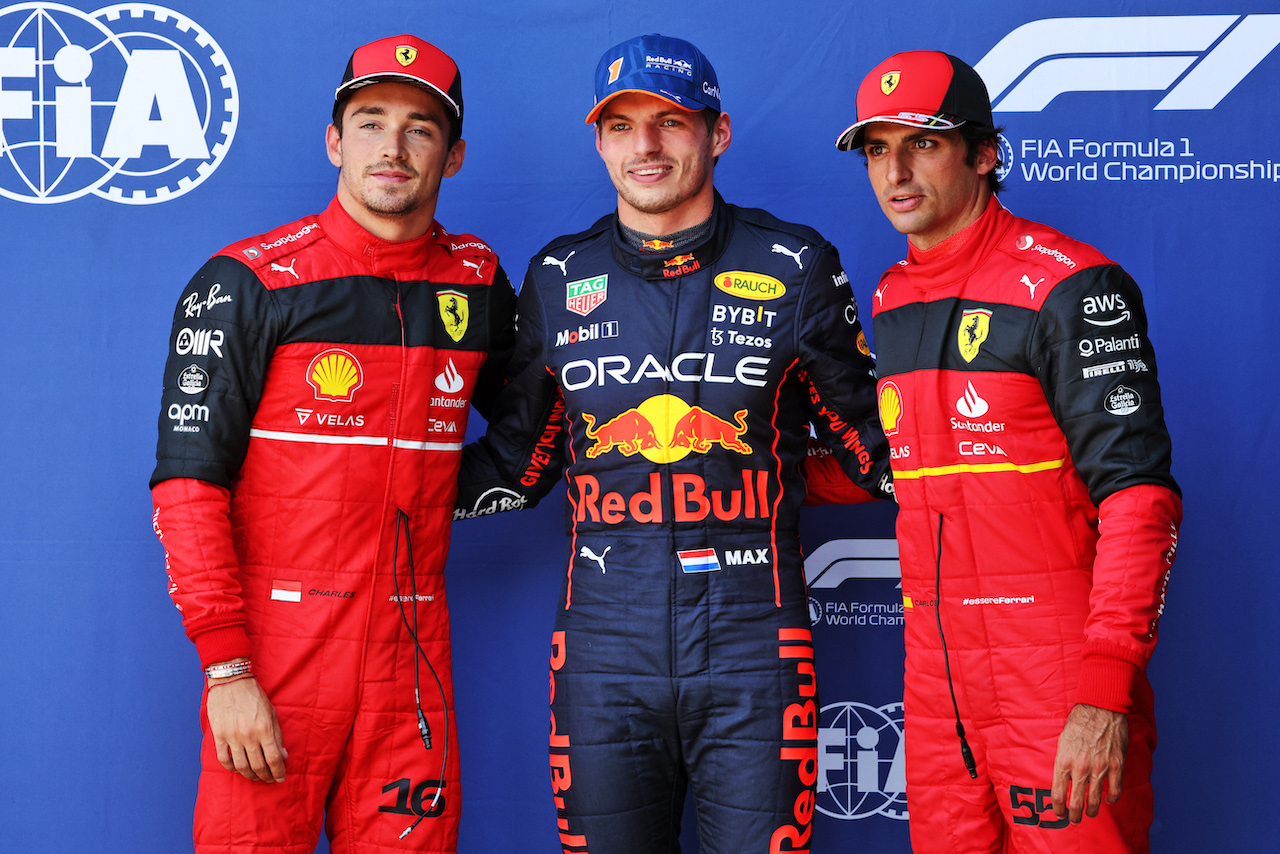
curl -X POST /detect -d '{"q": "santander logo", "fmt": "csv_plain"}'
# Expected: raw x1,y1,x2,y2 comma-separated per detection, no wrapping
435,359,464,394
956,382,989,418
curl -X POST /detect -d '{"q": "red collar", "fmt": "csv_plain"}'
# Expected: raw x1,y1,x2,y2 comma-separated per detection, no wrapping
901,195,1010,289
318,197,441,277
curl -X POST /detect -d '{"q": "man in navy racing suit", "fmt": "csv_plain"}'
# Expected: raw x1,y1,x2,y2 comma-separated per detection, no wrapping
455,33,890,854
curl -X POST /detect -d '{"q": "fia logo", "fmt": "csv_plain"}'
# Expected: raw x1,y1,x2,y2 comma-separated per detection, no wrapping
0,3,237,204
816,701,908,821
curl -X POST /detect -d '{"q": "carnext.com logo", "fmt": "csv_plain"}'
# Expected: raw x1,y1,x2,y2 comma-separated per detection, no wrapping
975,14,1280,111
0,3,238,204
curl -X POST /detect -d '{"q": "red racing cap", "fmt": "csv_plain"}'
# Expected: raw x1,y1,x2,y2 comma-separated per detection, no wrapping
835,50,993,151
333,35,463,131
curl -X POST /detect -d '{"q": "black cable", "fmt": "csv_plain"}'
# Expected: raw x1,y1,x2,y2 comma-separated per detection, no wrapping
392,509,450,837
934,513,977,779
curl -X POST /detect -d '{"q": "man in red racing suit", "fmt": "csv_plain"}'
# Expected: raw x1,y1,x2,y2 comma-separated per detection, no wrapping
824,51,1182,853
149,36,516,853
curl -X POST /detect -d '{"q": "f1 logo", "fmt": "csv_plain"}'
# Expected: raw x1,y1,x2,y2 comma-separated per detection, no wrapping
975,14,1280,111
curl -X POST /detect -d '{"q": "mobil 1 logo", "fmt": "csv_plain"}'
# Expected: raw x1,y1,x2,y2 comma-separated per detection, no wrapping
0,3,238,204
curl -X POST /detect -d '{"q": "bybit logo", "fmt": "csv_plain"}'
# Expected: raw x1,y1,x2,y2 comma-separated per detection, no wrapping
0,3,238,204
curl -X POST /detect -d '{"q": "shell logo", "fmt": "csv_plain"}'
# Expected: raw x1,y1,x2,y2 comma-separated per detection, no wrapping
878,382,903,437
306,349,363,402
715,271,786,301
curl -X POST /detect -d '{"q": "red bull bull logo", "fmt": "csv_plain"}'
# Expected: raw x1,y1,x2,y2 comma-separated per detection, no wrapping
581,395,751,462
661,252,701,278
641,238,674,252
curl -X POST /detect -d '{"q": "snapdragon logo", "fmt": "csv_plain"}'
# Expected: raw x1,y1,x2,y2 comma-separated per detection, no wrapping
975,15,1280,112
0,3,238,204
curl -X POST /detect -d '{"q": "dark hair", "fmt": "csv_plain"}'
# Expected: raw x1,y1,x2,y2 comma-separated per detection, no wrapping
331,91,462,148
852,123,1006,195
959,123,1005,195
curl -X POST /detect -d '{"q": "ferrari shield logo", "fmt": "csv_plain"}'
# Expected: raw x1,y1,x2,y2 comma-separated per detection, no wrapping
881,71,900,95
958,309,992,363
396,45,418,67
438,290,469,342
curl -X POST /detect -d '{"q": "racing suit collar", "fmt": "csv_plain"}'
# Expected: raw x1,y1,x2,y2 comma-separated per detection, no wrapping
609,189,733,281
902,195,1009,289
320,196,441,276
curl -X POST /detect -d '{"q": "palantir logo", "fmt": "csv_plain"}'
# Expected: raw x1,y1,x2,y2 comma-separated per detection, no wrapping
0,3,237,204
975,15,1280,112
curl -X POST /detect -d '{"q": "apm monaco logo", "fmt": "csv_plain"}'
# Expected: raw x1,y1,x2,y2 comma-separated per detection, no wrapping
0,3,238,204
975,15,1280,112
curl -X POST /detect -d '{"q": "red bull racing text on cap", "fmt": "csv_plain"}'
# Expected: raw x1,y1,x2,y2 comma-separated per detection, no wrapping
835,50,994,151
585,33,721,124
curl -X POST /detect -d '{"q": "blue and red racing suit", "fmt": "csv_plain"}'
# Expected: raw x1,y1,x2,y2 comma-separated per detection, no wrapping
456,193,891,854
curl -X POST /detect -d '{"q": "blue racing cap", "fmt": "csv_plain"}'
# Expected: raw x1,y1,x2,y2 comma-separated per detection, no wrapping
585,33,721,124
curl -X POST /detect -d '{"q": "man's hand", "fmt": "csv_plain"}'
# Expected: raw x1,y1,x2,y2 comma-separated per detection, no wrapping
1051,703,1127,823
206,674,288,783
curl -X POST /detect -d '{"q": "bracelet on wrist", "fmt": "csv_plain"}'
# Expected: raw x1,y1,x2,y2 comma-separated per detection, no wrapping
204,660,252,680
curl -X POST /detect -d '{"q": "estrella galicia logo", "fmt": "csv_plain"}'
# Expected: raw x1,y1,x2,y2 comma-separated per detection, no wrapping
975,15,1280,112
817,701,908,821
0,3,238,204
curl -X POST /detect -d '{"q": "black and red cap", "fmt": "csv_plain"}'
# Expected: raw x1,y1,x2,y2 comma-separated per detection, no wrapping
835,51,993,151
333,35,463,131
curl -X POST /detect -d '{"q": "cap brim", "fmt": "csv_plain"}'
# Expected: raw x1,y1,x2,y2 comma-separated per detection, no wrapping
335,73,461,119
584,88,706,124
835,113,966,151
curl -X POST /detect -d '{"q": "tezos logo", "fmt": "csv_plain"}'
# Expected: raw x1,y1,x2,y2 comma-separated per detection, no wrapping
0,3,238,204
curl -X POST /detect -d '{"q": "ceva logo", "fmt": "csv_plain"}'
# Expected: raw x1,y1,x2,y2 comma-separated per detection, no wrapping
975,14,1280,112
0,3,237,204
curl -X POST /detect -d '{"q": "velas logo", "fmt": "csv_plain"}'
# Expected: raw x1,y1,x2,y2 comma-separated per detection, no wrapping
581,394,751,464
878,382,903,437
974,15,1280,112
307,349,363,402
0,3,237,204
715,271,786,301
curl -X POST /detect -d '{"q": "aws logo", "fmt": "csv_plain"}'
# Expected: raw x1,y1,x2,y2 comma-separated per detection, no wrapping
581,394,750,463
975,14,1280,112
0,3,237,204
307,349,363,402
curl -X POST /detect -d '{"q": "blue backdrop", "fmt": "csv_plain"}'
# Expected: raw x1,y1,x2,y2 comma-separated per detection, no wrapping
1,2,1274,852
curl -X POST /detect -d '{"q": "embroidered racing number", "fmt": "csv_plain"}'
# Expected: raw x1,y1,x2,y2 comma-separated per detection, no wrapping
1009,785,1069,829
380,777,447,817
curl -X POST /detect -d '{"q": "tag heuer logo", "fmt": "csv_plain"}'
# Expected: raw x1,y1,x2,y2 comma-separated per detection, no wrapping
566,275,608,317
